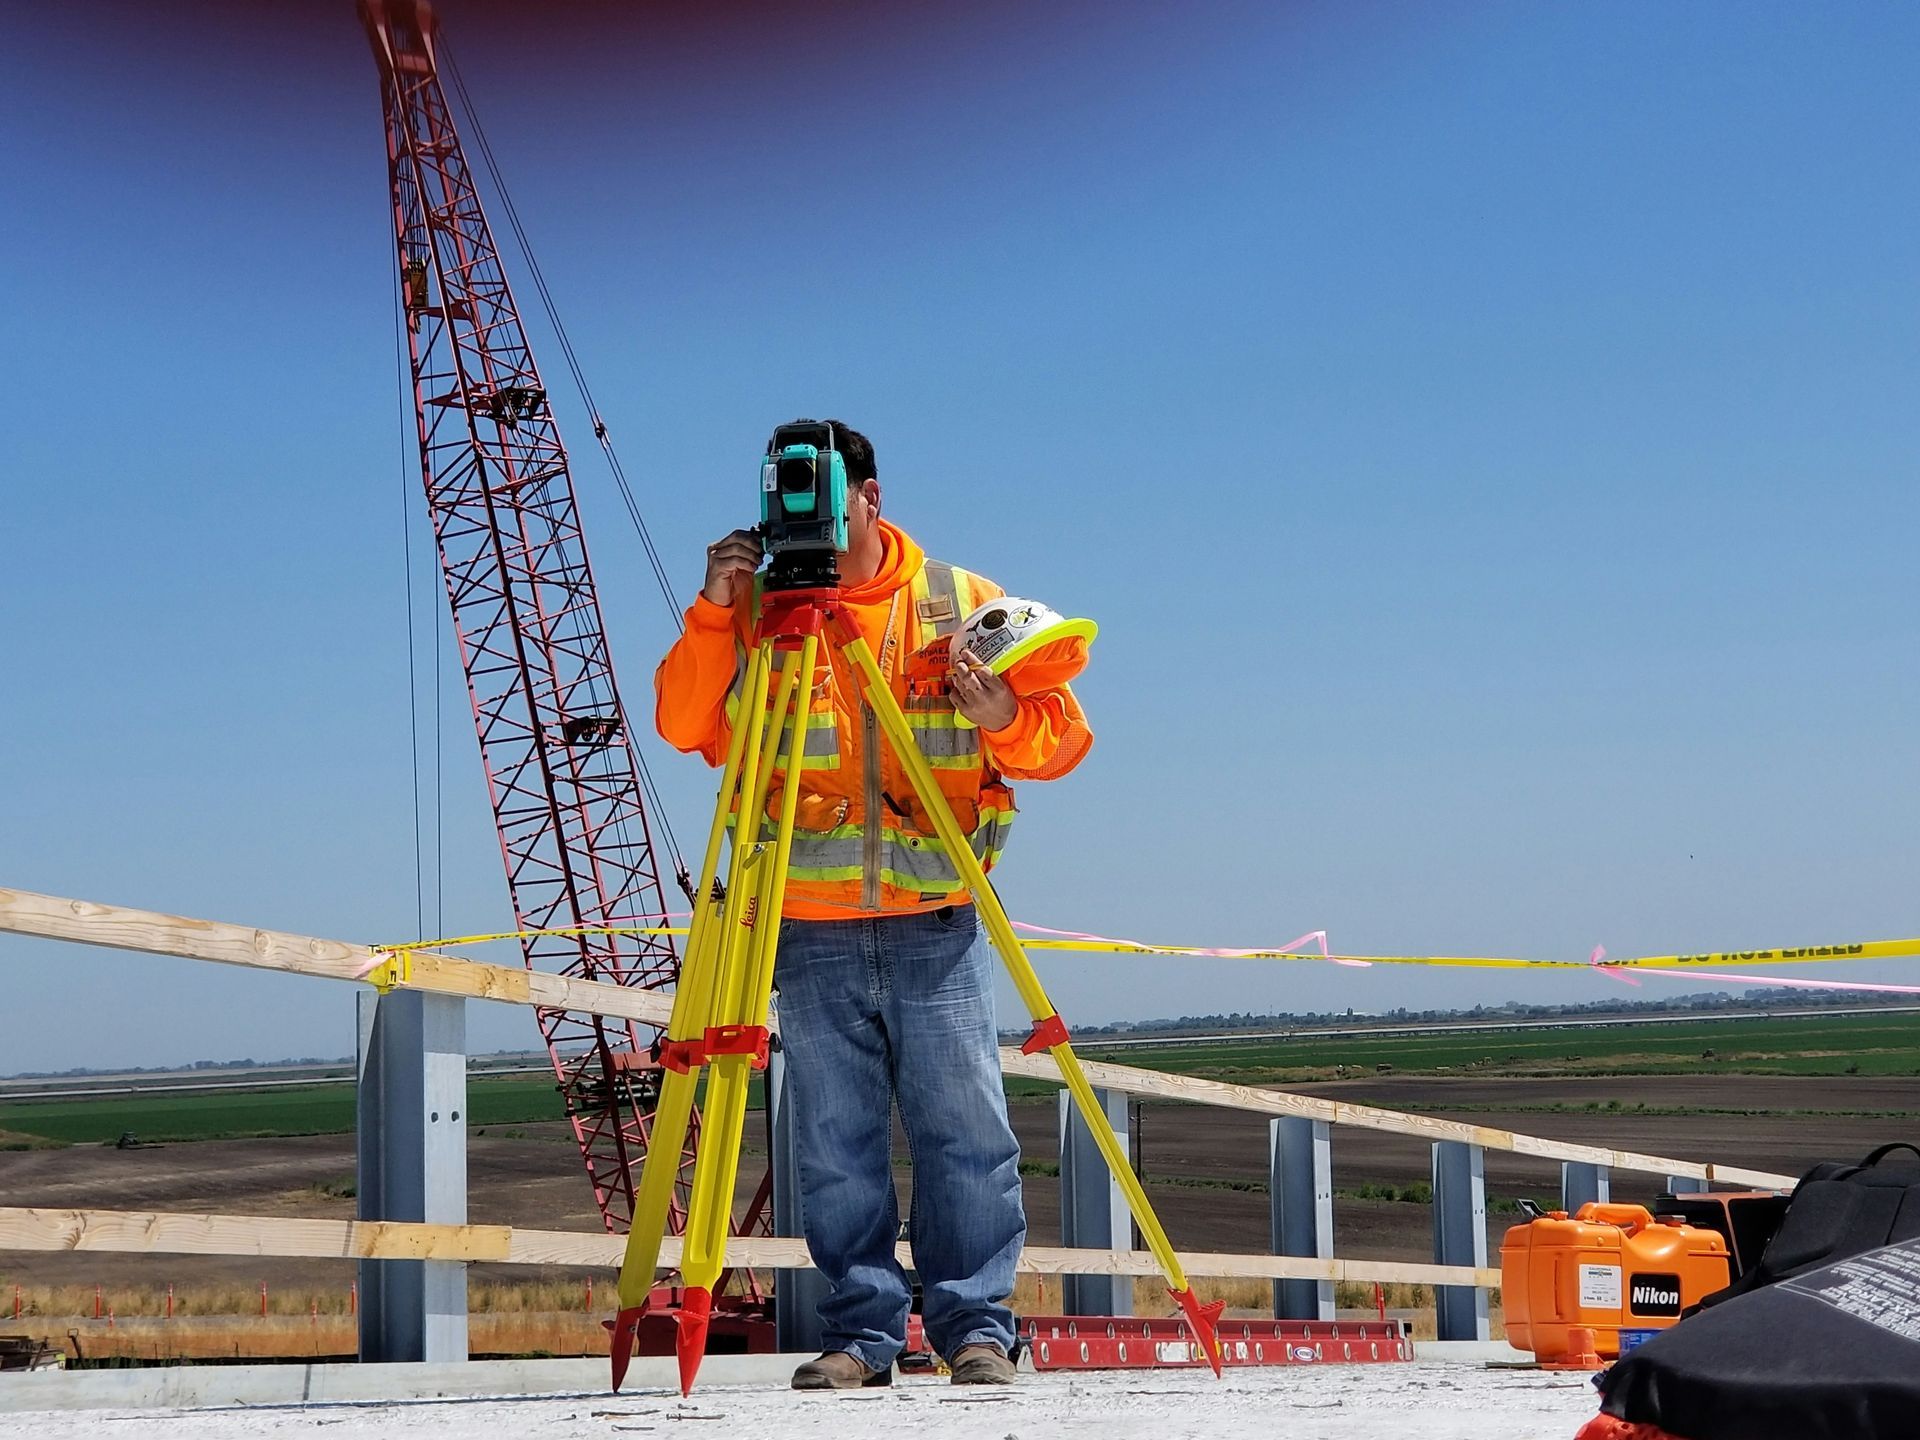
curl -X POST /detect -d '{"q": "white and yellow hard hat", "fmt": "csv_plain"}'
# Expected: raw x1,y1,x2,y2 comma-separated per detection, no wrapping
950,596,1098,678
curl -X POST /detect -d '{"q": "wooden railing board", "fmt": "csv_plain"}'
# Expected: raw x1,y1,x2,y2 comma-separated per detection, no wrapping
0,886,674,1029
0,1207,1499,1289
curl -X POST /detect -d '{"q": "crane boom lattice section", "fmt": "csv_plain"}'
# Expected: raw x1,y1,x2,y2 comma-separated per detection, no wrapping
362,0,690,1237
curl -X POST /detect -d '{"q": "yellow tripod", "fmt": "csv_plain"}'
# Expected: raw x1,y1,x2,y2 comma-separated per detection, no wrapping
608,588,1223,1394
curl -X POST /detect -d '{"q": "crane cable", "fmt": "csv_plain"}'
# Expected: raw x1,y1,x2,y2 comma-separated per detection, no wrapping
440,37,689,894
391,248,443,941
440,40,683,632
394,294,426,943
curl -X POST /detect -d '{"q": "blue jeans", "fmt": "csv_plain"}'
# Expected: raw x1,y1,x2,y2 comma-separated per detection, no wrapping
772,905,1025,1368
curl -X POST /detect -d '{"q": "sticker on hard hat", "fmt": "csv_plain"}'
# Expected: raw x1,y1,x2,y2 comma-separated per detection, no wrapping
951,596,1098,677
966,606,1041,666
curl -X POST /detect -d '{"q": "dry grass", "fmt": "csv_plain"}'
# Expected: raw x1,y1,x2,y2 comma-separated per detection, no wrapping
20,1314,618,1363
5,1276,1504,1359
470,1277,608,1313
0,1278,621,1321
471,1311,611,1357
57,1317,359,1362
3,1282,364,1320
3,1279,651,1359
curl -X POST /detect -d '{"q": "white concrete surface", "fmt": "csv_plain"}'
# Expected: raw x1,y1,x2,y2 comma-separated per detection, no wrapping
0,1353,793,1415
0,1358,1603,1439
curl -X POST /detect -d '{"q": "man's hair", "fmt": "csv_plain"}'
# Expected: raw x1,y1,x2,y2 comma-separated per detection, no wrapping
824,419,876,486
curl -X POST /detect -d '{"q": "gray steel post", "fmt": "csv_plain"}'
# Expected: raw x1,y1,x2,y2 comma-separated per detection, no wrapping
1058,1088,1132,1316
768,1044,827,1354
356,989,467,1363
1268,1117,1334,1320
1560,1161,1611,1213
1665,1174,1709,1196
1431,1140,1489,1341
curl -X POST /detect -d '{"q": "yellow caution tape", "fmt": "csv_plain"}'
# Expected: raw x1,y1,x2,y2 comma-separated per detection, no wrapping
1617,941,1920,968
376,923,682,953
373,925,1920,975
1025,938,1920,972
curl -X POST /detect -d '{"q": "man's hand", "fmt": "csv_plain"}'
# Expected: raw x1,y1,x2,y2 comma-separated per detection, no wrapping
701,529,764,608
951,647,1018,731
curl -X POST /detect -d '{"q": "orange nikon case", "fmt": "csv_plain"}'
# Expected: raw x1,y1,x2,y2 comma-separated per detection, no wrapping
1501,1202,1730,1360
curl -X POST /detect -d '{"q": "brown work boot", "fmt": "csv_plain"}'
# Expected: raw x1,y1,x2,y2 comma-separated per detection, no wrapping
790,1351,892,1390
948,1343,1016,1384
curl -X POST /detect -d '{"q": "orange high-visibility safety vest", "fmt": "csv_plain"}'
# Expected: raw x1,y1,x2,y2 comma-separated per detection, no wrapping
656,542,1092,921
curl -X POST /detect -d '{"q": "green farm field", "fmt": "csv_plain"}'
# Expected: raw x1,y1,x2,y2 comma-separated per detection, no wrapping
1064,1009,1920,1084
0,1076,567,1148
4,1011,1911,1146
0,1072,775,1148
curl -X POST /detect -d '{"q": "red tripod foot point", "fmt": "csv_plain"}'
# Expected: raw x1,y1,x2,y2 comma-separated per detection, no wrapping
1169,1287,1227,1376
676,1286,714,1396
605,1304,646,1392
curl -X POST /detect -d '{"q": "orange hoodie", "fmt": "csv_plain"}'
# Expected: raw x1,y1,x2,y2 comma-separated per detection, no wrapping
653,521,1091,918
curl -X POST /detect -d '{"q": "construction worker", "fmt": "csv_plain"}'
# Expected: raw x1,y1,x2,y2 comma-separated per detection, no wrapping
654,420,1092,1389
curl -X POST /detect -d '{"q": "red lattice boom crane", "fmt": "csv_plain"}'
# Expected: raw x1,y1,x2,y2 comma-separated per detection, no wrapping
359,2,764,1285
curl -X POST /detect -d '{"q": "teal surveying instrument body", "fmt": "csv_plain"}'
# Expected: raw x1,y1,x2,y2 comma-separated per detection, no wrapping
758,418,849,590
605,424,1224,1395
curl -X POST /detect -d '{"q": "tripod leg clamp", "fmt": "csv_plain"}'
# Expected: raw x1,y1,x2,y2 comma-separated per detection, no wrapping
702,1024,771,1069
1021,1013,1071,1054
654,1037,707,1074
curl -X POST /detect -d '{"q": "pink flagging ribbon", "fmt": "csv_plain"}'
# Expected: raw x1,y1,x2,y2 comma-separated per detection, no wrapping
1012,921,1371,968
1588,945,1642,988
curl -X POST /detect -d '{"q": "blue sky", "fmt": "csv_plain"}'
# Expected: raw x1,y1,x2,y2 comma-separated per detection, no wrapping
3,1,1915,1072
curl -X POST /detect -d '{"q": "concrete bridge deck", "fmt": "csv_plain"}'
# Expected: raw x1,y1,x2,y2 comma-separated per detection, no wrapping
1,1347,1600,1439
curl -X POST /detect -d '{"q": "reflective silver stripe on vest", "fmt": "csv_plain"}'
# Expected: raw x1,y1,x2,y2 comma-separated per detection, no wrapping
918,560,964,642
774,715,839,766
723,640,755,721
881,833,963,889
908,563,980,769
780,814,1014,890
728,650,840,769
903,692,981,763
906,718,980,762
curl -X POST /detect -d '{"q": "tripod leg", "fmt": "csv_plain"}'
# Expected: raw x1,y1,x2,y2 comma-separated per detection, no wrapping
836,632,1225,1375
608,643,779,1389
672,636,818,1395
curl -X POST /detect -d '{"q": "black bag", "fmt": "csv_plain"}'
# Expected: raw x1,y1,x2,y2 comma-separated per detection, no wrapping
1657,1189,1791,1281
1696,1143,1920,1310
1596,1233,1920,1440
